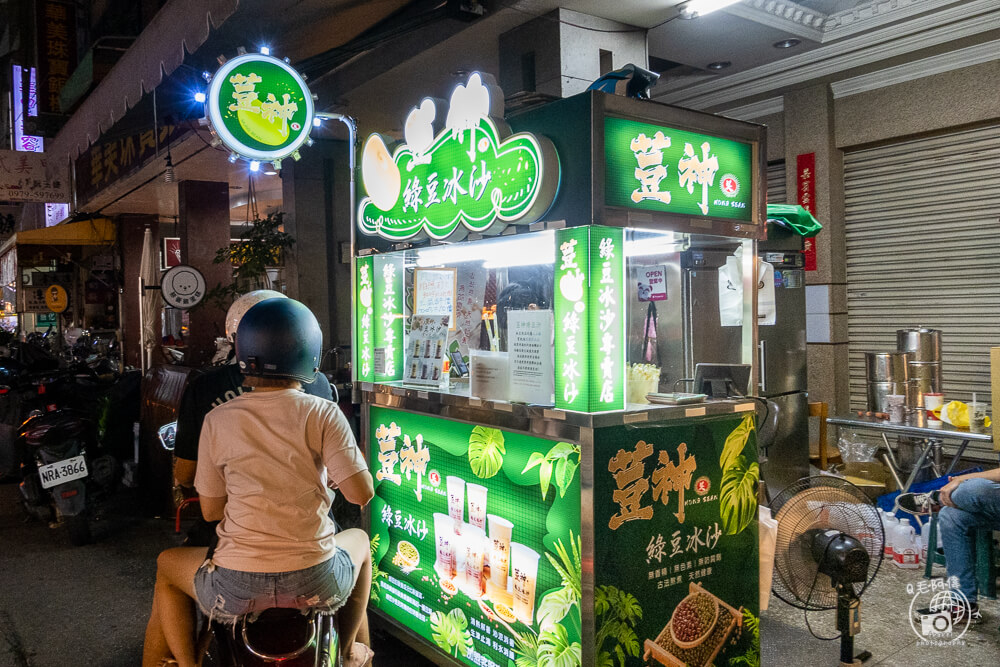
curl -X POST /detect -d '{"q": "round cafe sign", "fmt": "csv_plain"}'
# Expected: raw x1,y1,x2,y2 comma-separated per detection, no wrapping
206,52,315,164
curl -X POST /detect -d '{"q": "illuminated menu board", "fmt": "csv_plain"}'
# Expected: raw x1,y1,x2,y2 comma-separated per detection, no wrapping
368,407,582,667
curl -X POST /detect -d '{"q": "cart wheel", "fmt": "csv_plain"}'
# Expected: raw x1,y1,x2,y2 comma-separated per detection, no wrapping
66,515,92,546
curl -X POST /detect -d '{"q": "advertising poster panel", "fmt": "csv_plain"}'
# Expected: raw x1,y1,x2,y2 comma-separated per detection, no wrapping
593,413,760,667
369,406,582,667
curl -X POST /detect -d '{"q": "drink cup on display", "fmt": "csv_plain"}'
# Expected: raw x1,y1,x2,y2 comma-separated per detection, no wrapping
466,483,488,529
463,523,488,597
510,543,541,624
487,514,513,588
924,393,943,428
447,476,465,523
433,512,457,579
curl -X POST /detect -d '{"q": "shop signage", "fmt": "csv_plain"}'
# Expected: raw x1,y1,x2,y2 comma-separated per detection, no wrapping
373,255,404,381
160,265,205,309
36,0,77,114
604,117,754,223
368,406,582,667
593,414,760,667
355,256,375,382
554,226,625,413
12,65,43,152
205,52,315,165
637,266,668,302
44,284,68,313
0,150,70,203
357,72,559,241
797,153,817,271
75,122,186,205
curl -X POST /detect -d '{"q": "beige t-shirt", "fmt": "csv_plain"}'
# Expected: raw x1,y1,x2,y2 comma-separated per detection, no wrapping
195,388,366,572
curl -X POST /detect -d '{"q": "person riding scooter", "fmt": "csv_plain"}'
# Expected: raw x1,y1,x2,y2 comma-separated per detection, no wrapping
142,298,374,667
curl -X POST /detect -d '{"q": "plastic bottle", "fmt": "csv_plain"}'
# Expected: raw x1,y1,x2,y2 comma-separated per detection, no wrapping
919,519,931,563
883,512,898,558
893,523,920,569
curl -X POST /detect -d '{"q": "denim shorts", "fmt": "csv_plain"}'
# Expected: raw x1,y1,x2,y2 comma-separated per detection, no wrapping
194,547,355,625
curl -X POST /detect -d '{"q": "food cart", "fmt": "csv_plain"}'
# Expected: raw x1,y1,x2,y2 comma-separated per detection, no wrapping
353,72,765,667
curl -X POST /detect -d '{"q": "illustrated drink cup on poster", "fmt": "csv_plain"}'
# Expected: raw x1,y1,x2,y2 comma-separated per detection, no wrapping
487,514,513,589
447,476,465,523
510,543,540,624
466,483,488,529
463,523,487,598
433,512,456,578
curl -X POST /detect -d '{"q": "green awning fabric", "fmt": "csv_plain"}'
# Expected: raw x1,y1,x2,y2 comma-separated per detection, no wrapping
766,204,823,237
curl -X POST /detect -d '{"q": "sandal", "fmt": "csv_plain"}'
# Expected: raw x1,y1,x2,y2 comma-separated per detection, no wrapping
344,642,374,667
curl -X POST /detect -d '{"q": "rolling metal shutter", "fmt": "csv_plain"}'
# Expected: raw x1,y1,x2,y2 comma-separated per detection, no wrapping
767,160,786,204
844,124,1000,455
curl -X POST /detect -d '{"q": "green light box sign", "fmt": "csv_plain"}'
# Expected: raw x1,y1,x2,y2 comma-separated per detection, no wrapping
355,256,374,383
358,72,559,241
554,226,626,413
604,117,753,222
368,407,582,667
206,52,315,163
373,255,404,382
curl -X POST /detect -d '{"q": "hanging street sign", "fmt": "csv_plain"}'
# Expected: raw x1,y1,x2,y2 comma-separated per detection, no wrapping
204,51,315,168
161,265,206,310
357,72,560,241
44,284,68,313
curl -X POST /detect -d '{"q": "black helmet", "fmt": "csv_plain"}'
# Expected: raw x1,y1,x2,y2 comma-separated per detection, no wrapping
236,298,322,382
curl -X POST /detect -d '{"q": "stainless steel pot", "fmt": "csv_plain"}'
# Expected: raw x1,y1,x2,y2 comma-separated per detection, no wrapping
907,360,943,395
867,381,910,413
864,351,912,383
897,327,942,362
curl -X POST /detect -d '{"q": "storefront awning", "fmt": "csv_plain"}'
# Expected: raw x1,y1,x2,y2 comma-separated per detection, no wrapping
15,218,115,246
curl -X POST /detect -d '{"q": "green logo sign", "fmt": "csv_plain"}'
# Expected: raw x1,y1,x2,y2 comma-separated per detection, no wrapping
604,117,753,222
358,73,559,241
355,256,374,382
206,53,314,163
554,226,625,413
368,407,582,667
373,255,404,382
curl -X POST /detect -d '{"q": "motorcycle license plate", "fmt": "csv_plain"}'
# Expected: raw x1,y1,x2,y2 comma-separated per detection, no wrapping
38,455,88,489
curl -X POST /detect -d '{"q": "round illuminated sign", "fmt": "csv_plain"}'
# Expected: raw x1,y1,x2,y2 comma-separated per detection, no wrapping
206,53,315,163
44,285,68,313
161,265,206,310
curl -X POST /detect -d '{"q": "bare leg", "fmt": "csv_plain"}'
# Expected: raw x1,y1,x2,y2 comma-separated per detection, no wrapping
335,529,373,667
153,547,207,667
142,596,170,667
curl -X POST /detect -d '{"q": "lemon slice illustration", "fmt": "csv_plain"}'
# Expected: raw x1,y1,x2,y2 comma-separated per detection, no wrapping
494,603,517,624
238,101,289,147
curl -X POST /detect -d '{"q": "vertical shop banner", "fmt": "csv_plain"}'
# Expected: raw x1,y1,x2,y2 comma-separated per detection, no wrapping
368,407,582,667
355,256,375,383
588,226,625,412
555,227,591,412
373,255,404,381
593,413,760,667
797,153,817,271
36,0,77,114
12,65,44,152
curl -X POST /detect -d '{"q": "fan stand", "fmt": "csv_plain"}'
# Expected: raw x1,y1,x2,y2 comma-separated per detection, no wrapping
835,584,863,667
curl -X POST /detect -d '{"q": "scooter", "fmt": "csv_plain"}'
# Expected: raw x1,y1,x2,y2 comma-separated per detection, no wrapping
205,609,341,666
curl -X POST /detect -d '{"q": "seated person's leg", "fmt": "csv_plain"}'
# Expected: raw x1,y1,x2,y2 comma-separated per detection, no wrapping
151,547,209,667
334,528,374,667
938,478,1000,606
949,477,1000,521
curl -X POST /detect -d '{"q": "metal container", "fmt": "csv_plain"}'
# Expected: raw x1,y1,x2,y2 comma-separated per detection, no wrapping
867,381,910,413
864,351,912,383
897,327,942,362
907,360,942,395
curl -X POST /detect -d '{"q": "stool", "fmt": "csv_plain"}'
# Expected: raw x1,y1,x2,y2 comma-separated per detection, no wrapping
922,512,997,600
808,401,837,470
175,496,200,534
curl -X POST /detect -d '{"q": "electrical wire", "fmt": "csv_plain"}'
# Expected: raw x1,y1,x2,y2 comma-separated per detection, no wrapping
803,537,842,641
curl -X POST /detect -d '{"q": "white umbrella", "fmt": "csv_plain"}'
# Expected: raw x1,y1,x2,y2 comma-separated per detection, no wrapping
138,226,161,372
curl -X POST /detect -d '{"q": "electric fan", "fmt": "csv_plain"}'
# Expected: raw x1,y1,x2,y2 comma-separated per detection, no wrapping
770,476,885,667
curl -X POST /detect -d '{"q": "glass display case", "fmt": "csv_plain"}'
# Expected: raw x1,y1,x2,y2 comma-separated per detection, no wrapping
353,75,764,667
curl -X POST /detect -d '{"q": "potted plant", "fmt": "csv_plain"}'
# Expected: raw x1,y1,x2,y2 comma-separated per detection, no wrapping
205,211,295,306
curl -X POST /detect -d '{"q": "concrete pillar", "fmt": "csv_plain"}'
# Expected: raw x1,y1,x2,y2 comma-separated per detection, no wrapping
281,138,352,348
178,180,230,367
118,214,158,370
784,85,849,414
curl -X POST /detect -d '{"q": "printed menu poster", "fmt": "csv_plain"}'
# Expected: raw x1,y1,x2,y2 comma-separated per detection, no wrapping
406,315,450,385
414,268,457,328
593,413,760,667
507,309,554,405
368,407,582,667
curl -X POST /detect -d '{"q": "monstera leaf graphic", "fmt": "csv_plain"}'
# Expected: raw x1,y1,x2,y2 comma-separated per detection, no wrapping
468,425,506,478
358,116,555,241
720,455,759,535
